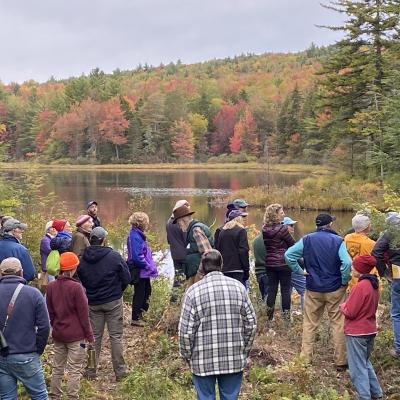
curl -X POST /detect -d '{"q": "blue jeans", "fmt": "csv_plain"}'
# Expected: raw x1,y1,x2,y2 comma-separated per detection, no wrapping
192,371,243,400
290,273,306,310
346,335,383,400
391,279,400,352
0,352,47,400
256,274,268,300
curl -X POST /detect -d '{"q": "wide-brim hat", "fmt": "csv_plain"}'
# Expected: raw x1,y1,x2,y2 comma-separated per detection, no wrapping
173,205,195,224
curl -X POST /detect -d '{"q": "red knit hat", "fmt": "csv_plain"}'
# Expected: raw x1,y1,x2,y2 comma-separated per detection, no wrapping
59,252,80,271
352,255,376,275
52,219,67,232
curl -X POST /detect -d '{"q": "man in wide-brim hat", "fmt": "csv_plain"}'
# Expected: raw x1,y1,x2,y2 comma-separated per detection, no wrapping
172,205,214,286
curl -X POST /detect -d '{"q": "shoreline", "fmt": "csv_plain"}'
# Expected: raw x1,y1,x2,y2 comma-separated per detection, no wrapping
0,161,334,174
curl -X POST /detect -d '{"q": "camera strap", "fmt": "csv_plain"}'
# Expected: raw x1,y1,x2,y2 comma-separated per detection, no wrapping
2,283,24,333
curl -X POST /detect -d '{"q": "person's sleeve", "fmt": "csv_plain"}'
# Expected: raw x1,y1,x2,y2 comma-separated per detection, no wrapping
75,285,94,342
340,284,365,320
239,230,250,280
178,292,198,362
40,238,51,257
45,286,55,327
371,233,389,277
21,249,36,282
129,234,147,269
241,292,257,355
284,239,305,275
283,227,296,247
34,292,50,354
338,242,352,285
214,228,221,250
119,256,132,290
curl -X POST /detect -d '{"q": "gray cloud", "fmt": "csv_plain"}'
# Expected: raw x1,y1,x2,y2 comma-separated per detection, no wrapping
0,0,344,83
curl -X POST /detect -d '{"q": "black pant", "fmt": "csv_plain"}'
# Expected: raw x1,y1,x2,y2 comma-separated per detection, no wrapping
132,278,151,321
223,271,245,286
265,266,291,320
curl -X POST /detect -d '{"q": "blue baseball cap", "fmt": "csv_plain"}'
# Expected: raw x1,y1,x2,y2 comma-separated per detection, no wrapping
283,217,297,225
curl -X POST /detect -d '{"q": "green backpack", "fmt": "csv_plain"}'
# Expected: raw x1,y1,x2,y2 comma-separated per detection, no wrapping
46,250,60,276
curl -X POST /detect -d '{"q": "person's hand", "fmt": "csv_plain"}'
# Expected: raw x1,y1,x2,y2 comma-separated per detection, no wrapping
303,271,309,276
246,357,253,369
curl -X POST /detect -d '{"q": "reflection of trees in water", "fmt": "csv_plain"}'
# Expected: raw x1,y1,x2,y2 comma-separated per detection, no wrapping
5,169,353,243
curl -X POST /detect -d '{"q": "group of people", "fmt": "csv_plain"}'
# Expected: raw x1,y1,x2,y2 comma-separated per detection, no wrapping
0,201,158,399
0,196,398,400
171,200,398,400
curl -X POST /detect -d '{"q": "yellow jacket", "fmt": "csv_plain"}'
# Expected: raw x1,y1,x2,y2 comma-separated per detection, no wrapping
344,232,377,288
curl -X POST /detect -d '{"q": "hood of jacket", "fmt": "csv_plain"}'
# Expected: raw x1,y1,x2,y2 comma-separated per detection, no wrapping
82,245,113,264
359,274,379,290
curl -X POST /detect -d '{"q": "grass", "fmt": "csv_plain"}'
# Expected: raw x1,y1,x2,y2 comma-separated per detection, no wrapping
217,174,386,211
0,161,333,174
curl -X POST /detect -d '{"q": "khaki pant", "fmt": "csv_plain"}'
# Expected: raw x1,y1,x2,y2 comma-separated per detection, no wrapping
89,298,126,378
50,340,86,400
301,287,347,366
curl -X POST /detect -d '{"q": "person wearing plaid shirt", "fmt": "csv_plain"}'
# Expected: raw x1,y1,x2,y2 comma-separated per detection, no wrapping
179,250,257,400
173,204,214,285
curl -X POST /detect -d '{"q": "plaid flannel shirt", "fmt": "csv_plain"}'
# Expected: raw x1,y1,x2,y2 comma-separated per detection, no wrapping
192,226,213,276
178,271,257,376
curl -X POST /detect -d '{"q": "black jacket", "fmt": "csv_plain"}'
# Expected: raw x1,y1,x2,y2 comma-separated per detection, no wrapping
77,246,131,305
216,225,250,279
166,217,187,261
371,230,400,277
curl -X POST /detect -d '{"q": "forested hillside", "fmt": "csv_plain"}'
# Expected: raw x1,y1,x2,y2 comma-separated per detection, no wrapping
0,48,323,164
0,1,399,183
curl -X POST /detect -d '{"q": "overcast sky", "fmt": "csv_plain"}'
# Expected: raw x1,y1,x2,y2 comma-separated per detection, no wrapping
0,0,344,83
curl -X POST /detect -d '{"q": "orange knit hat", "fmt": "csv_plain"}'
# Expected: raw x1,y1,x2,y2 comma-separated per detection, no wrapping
59,252,80,271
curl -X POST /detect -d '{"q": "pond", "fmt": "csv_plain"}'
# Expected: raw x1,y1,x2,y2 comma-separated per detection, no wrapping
3,168,353,243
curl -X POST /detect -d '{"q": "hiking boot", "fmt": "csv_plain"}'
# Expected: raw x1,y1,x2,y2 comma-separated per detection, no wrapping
83,368,97,380
131,320,144,327
336,364,349,372
116,372,128,382
389,349,400,358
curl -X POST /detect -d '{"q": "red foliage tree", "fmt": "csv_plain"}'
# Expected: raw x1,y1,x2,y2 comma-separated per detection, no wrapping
241,108,259,156
51,106,86,157
211,104,238,154
35,110,58,153
230,120,243,153
230,108,259,156
98,100,128,145
170,119,194,161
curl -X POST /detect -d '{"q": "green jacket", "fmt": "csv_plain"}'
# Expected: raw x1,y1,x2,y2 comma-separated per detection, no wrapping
252,233,266,277
185,220,214,278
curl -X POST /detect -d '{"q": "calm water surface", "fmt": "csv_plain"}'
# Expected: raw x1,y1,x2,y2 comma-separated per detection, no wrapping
4,169,353,242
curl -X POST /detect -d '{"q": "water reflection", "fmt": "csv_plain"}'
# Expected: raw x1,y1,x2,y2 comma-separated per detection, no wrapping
2,169,353,242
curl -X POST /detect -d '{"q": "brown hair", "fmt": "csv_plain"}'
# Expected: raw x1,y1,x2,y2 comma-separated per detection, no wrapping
263,203,283,225
129,212,150,231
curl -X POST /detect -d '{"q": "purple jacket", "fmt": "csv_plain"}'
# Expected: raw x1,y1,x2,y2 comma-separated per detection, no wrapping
262,223,295,267
127,227,158,279
40,234,52,272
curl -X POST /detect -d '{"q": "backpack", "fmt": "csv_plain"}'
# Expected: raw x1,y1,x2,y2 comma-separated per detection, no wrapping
46,250,60,276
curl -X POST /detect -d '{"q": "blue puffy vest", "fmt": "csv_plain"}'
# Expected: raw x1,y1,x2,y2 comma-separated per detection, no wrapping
303,228,343,293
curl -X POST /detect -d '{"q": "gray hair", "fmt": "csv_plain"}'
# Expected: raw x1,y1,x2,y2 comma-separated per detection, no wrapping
202,250,223,274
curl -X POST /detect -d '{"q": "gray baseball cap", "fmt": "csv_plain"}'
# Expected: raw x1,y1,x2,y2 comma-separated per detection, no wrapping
2,218,27,232
90,226,108,240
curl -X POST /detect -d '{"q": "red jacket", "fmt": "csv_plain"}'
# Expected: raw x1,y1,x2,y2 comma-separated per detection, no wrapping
340,274,379,336
46,275,94,343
